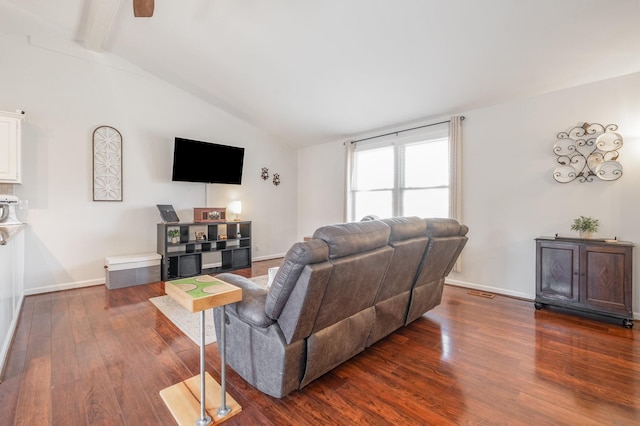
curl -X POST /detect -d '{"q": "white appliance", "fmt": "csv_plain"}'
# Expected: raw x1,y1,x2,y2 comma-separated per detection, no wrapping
0,194,22,225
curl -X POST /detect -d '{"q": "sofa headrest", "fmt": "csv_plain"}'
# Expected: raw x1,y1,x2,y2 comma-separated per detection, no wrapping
381,217,427,242
312,220,391,259
265,239,329,319
425,218,468,237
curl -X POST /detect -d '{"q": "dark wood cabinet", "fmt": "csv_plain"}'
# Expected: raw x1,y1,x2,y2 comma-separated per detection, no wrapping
535,237,633,328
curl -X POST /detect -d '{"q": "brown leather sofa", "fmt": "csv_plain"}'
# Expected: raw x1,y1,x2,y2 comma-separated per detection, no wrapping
213,217,468,398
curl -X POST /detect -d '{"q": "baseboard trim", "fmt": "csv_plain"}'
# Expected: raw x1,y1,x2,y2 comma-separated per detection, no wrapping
445,278,533,300
20,273,639,321
252,253,285,262
22,257,287,296
445,278,639,320
24,278,104,296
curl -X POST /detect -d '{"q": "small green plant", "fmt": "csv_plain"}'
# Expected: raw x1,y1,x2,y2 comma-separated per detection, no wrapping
167,229,180,238
570,216,599,233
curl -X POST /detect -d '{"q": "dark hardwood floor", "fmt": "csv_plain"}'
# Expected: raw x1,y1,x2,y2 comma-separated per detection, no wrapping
1,259,639,425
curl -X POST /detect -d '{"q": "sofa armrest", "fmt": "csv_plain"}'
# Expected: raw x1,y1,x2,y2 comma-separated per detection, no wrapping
215,273,275,328
425,218,466,237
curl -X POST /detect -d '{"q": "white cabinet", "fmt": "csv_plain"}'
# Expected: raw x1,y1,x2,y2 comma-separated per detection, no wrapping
0,226,25,379
0,112,23,184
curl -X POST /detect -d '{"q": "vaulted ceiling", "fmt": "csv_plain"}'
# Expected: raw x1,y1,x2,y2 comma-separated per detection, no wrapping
5,0,640,146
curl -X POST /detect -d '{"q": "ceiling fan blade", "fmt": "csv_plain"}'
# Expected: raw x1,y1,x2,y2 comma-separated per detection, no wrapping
133,0,154,17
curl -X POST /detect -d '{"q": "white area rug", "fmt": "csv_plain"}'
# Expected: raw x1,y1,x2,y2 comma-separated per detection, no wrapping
150,275,269,346
250,274,269,288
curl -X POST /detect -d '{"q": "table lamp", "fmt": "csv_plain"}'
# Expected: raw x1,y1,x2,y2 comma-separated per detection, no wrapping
228,201,242,221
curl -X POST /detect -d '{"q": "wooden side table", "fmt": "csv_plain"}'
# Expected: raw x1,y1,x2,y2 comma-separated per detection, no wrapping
160,275,243,425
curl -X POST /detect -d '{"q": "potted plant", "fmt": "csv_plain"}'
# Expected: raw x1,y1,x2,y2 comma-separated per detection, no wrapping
570,216,599,239
167,229,180,243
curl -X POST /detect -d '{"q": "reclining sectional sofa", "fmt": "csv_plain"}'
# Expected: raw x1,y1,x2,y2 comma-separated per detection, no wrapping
213,217,468,398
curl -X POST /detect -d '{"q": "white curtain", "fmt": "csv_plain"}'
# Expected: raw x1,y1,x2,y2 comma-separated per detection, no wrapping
448,115,463,222
449,115,464,271
344,140,355,221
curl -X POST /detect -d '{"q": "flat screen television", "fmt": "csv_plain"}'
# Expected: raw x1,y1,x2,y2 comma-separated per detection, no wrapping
172,137,245,184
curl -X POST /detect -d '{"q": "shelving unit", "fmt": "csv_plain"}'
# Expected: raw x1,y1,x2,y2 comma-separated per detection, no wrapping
157,221,251,280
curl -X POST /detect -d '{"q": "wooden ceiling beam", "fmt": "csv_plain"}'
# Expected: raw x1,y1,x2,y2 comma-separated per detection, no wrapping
81,0,122,52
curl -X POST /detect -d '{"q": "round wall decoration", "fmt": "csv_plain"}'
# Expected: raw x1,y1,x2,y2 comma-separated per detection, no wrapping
93,125,123,201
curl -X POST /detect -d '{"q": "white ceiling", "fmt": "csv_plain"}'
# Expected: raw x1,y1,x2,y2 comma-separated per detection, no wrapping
6,0,640,146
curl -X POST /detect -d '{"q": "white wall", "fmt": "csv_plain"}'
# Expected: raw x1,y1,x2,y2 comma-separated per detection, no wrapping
0,32,297,294
298,71,640,317
296,140,346,239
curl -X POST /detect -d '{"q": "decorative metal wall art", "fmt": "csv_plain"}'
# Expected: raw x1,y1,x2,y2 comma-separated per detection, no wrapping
553,122,623,183
93,125,123,201
261,167,280,186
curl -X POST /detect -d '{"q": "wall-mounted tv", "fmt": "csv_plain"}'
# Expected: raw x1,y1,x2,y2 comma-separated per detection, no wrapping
172,137,245,184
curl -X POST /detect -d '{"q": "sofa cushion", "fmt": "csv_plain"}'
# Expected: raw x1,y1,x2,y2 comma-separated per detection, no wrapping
382,216,426,241
265,239,329,319
312,220,391,259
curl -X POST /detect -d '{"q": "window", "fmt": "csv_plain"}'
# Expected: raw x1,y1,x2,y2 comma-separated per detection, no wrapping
347,120,461,221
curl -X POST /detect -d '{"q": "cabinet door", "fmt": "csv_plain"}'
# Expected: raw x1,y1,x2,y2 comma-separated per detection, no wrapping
537,242,579,302
0,243,13,359
580,245,632,315
0,115,21,183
